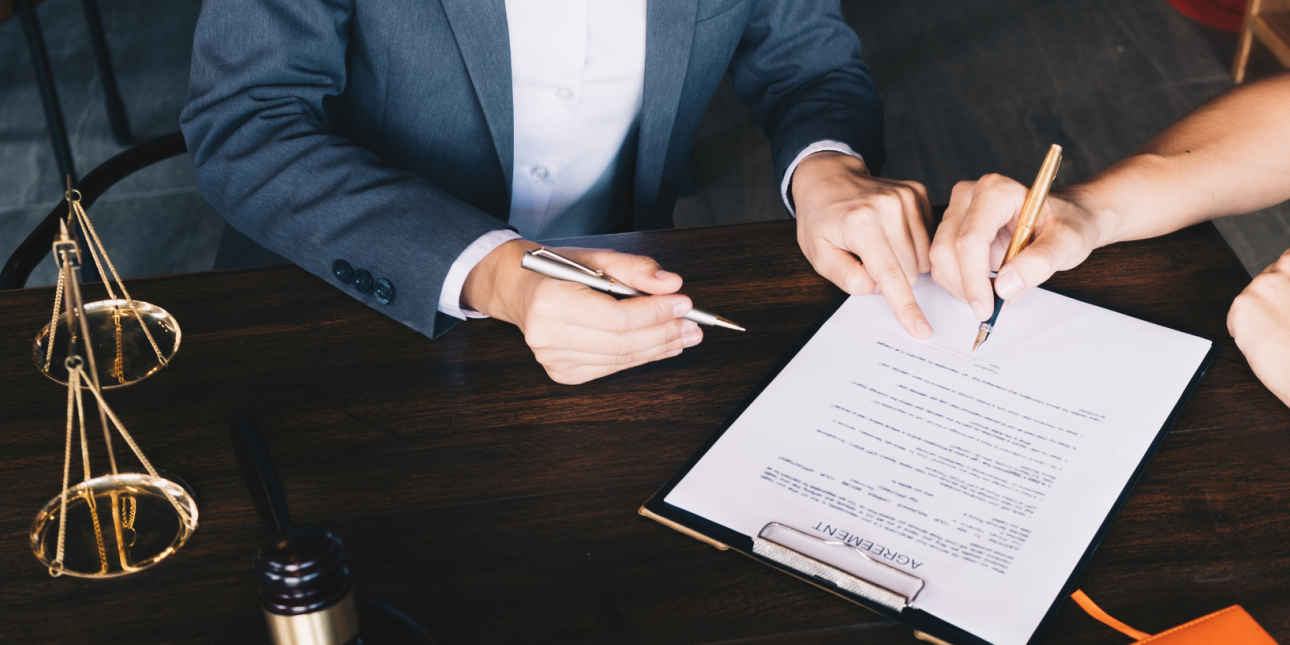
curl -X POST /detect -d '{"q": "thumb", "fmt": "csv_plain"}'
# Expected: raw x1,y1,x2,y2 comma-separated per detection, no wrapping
561,247,684,295
993,231,1086,300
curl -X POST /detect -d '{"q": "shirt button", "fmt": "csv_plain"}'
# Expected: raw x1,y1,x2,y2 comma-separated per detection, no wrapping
555,87,573,101
531,165,549,181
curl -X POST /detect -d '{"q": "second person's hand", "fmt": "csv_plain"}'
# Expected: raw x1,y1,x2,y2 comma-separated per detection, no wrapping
930,174,1117,318
1228,249,1290,407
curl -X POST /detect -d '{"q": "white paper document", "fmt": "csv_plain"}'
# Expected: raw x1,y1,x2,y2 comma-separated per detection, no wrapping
664,277,1212,645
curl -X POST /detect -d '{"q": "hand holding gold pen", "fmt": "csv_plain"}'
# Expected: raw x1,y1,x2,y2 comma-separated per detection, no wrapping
971,144,1063,353
521,248,746,332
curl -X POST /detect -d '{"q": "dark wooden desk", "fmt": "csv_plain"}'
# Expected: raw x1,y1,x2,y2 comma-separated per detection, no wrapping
1,220,1286,644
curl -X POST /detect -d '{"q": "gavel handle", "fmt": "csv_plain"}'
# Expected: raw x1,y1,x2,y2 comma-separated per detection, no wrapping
230,411,294,536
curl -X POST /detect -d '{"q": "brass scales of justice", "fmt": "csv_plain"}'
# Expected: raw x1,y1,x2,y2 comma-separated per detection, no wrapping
27,182,197,578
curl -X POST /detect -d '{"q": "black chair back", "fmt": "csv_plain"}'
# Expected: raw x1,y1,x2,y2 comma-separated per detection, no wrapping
1,132,188,290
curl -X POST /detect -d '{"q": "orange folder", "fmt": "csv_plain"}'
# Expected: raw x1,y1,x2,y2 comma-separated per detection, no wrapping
1071,590,1279,644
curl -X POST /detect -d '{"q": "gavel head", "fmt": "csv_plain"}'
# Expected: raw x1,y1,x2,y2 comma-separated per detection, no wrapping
254,526,362,645
254,526,353,616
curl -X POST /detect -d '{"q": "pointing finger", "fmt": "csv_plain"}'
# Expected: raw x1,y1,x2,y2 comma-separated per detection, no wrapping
862,239,932,339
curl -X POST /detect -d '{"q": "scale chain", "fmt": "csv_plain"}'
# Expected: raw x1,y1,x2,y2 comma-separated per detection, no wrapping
49,362,195,577
51,361,80,576
43,268,66,373
45,185,80,375
46,191,169,386
75,368,91,483
72,201,167,367
72,368,108,574
72,366,193,527
73,203,117,302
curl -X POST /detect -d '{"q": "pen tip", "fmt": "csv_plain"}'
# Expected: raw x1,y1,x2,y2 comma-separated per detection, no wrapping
715,316,746,332
971,328,989,355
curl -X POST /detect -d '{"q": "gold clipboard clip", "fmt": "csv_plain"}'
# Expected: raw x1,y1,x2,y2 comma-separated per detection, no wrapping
752,522,925,612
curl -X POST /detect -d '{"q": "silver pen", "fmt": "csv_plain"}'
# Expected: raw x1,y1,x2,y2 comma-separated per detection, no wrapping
520,247,746,331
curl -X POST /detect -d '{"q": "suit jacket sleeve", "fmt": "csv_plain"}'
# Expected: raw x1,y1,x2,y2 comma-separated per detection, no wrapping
179,0,510,339
727,0,885,188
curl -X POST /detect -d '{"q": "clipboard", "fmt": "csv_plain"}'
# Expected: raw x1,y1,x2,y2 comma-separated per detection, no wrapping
640,293,1220,645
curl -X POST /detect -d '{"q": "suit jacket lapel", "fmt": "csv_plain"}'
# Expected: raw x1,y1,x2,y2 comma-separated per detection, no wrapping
440,0,514,191
635,0,699,224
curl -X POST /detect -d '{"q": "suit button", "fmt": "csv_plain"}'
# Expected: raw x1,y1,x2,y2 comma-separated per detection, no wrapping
353,269,373,294
332,260,354,283
374,279,394,304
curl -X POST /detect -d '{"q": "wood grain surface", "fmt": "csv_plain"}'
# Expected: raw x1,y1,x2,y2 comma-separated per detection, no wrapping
0,220,1285,644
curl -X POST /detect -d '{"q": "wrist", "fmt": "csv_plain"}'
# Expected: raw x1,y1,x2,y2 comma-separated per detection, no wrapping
1064,151,1189,247
461,239,540,323
1055,184,1123,249
791,152,871,205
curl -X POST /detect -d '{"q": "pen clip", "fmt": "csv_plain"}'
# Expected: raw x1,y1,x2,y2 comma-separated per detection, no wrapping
529,247,603,278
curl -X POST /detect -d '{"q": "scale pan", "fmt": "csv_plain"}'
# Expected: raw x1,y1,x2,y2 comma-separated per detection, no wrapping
30,473,198,578
32,299,180,388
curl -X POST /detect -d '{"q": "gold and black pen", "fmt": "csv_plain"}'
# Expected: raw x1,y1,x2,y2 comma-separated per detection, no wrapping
972,144,1063,354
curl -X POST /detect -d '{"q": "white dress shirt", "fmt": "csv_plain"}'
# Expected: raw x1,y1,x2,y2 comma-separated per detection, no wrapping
436,4,860,320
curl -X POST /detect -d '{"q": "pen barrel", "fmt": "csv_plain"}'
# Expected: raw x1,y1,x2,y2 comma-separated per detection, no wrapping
521,250,739,330
1002,226,1035,266
684,308,721,327
607,282,647,297
1005,144,1063,264
521,253,650,296
521,253,613,293
985,292,1006,327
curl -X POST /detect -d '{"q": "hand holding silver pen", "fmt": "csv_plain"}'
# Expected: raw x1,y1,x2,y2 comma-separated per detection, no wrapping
521,247,746,332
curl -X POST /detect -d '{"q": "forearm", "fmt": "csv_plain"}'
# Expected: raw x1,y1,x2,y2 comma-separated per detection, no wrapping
1075,72,1290,246
181,0,509,339
730,0,885,185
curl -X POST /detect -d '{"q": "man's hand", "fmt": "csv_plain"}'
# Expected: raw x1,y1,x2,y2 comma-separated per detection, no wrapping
792,152,934,338
930,175,1114,319
461,240,701,385
1228,249,1290,407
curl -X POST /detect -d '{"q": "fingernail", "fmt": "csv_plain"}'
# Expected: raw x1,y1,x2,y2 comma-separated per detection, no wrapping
656,269,679,281
915,319,932,338
970,300,988,320
665,348,683,358
996,270,1023,300
673,300,692,318
873,286,882,295
682,320,702,347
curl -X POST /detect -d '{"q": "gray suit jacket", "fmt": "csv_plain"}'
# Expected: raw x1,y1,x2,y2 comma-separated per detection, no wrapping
181,0,884,339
